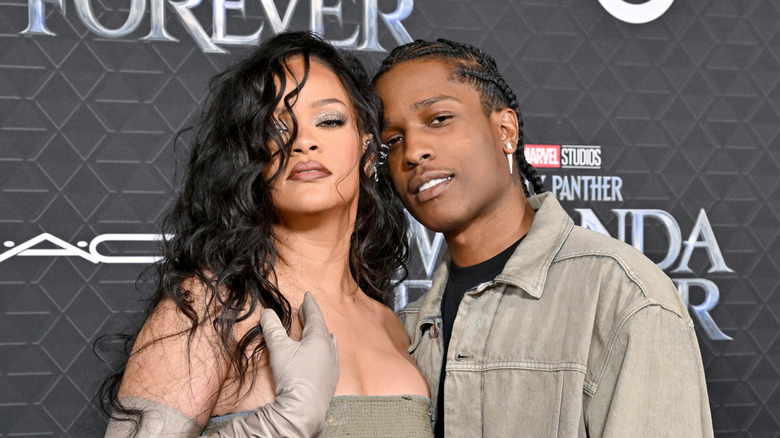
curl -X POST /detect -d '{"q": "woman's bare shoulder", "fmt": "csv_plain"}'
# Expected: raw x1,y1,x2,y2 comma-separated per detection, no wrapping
365,297,411,349
118,275,230,425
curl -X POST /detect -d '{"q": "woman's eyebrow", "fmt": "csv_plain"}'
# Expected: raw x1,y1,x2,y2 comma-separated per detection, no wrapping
311,98,347,108
273,98,346,116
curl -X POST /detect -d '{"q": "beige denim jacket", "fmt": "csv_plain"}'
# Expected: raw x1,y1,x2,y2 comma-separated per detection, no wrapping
398,193,714,437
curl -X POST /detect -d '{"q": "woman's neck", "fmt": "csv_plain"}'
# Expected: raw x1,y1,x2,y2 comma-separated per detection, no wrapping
272,214,358,303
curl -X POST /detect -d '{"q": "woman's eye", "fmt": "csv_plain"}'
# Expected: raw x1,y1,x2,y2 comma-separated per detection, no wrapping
273,120,289,134
317,118,346,128
315,112,347,128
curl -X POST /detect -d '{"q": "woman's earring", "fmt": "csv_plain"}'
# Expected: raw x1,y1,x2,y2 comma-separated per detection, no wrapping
370,141,389,182
506,142,514,175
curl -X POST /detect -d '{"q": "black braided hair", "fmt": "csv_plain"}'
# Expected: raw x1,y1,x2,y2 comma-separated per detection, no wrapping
374,39,545,196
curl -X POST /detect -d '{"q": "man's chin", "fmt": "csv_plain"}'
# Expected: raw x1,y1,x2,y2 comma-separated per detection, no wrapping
407,209,463,235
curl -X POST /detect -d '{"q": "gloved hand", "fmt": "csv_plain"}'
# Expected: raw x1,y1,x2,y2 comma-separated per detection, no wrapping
105,292,340,438
215,291,340,437
258,291,340,434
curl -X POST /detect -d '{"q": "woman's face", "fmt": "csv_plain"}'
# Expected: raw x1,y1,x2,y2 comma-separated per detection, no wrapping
265,57,367,224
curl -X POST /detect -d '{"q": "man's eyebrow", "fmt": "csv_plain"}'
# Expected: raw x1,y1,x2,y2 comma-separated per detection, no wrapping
382,95,459,128
311,98,347,108
412,95,459,110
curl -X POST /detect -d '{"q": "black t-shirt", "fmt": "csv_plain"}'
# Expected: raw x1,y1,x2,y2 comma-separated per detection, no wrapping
434,236,525,437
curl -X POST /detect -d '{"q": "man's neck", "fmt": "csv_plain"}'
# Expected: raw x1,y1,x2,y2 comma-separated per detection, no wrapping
445,192,535,267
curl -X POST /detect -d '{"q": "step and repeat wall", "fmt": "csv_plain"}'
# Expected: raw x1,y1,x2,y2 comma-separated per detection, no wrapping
1,0,778,435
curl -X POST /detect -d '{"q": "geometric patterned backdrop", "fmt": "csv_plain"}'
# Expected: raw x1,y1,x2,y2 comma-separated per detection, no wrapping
0,0,778,435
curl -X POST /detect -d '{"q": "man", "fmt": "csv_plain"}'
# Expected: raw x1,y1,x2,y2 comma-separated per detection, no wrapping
373,39,714,437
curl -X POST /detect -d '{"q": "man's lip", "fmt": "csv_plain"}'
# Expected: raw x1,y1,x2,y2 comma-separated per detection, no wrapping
415,176,453,202
408,170,455,194
288,160,331,181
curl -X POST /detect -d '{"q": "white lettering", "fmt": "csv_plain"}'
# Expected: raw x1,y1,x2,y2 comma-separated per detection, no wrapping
548,175,624,202
212,0,263,45
74,0,146,37
616,209,682,270
560,146,601,168
675,278,732,340
310,0,359,48
261,0,300,34
673,209,734,274
143,0,178,42
21,0,415,53
0,233,169,264
23,0,65,35
169,0,227,53
525,146,560,167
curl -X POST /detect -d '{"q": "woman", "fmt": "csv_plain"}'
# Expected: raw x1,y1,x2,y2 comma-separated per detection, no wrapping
101,32,432,437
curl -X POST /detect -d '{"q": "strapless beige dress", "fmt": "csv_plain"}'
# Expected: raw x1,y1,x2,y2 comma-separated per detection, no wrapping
202,395,434,437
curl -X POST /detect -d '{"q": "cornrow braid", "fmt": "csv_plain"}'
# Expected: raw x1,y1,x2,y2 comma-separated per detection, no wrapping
374,39,545,196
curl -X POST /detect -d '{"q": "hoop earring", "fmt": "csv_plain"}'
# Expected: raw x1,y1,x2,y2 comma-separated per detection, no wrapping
506,142,514,175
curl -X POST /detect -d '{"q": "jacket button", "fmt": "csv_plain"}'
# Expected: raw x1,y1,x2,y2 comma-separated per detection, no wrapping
429,325,439,338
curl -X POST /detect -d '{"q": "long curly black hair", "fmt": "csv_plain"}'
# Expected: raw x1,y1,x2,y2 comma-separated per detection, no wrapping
97,31,409,426
374,38,545,196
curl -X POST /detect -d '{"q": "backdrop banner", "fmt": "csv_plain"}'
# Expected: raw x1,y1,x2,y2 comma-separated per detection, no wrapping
0,0,777,435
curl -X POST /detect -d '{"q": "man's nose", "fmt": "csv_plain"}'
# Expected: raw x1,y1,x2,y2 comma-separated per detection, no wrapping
404,132,435,168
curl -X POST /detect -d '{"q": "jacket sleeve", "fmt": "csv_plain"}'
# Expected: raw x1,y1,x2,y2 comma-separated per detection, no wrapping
585,305,714,437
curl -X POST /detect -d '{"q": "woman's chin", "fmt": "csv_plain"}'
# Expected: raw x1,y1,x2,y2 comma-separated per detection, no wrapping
275,202,357,223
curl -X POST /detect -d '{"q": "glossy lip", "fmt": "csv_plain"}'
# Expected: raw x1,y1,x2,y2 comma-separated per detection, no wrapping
408,170,454,202
288,160,331,181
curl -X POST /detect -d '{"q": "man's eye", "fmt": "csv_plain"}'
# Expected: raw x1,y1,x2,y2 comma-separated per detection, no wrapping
430,115,452,125
384,136,402,147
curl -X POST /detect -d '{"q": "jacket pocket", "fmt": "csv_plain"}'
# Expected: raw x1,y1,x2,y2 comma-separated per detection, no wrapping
479,365,585,437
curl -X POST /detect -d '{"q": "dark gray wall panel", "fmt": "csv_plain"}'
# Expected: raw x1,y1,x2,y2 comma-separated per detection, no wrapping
1,0,778,435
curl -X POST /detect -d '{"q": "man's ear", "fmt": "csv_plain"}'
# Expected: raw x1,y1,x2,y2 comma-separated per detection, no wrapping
493,108,519,147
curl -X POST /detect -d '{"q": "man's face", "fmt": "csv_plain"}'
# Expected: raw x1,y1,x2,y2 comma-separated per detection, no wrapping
375,59,511,235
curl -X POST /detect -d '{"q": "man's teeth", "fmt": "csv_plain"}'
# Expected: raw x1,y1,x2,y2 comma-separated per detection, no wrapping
418,177,451,193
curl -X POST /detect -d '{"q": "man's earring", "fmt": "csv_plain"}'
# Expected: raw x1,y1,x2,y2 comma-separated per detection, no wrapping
506,142,514,175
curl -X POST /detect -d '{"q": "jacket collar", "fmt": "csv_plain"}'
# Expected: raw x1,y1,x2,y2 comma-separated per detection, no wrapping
414,192,573,322
495,192,573,299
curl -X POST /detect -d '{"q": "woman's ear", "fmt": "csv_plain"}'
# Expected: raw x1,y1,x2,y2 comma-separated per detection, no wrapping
362,133,374,152
361,134,375,176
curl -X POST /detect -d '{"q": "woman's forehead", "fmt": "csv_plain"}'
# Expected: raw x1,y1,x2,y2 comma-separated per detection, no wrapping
274,57,351,107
